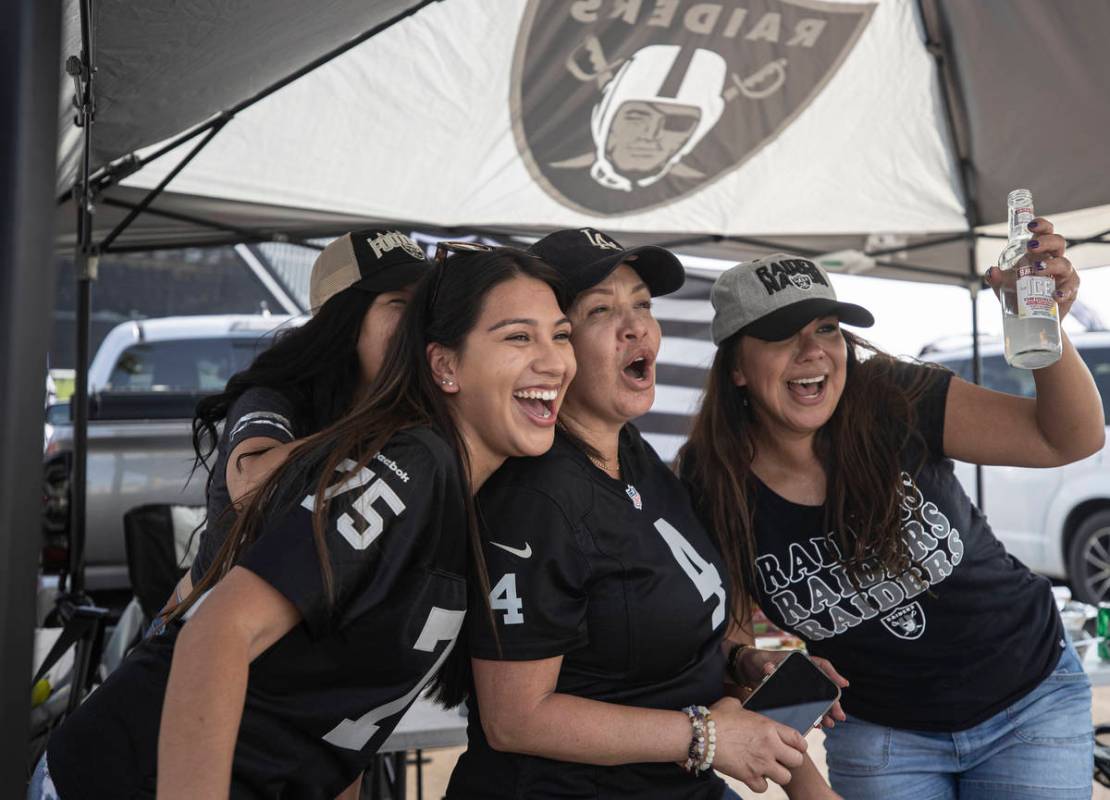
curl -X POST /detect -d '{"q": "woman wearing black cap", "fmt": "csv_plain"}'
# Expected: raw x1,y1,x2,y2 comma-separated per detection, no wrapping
159,230,433,621
678,219,1101,798
446,228,839,800
31,246,577,799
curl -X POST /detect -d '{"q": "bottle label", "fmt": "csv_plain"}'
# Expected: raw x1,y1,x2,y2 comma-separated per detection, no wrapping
1016,273,1058,320
1009,206,1035,239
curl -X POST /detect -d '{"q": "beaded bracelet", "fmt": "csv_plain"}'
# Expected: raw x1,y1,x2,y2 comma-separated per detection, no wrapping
681,705,717,773
726,643,750,684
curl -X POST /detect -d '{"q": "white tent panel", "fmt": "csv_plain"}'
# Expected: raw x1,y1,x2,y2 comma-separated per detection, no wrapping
125,0,966,237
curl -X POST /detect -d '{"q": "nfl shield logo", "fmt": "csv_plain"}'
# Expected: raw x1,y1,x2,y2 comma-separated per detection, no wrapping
511,0,875,215
880,601,927,641
626,483,643,510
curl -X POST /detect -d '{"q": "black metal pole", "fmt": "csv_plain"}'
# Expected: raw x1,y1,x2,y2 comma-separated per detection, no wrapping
0,0,62,793
969,276,983,505
917,0,984,508
68,0,96,597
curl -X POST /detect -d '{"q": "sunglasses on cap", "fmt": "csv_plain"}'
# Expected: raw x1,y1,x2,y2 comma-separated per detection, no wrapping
427,241,495,311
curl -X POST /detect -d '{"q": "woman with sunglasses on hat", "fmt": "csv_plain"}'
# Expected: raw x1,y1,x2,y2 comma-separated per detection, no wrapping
30,246,576,799
446,228,833,800
677,219,1102,799
152,230,433,628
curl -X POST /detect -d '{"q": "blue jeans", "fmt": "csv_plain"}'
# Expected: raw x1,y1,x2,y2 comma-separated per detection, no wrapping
28,754,59,800
824,643,1093,799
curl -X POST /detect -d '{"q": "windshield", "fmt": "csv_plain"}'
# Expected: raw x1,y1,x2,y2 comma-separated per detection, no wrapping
105,336,273,393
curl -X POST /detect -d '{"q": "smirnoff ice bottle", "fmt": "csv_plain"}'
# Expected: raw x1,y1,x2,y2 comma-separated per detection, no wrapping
998,189,1061,369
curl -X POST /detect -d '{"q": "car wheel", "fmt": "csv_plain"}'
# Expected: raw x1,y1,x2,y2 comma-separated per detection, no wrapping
1068,510,1110,604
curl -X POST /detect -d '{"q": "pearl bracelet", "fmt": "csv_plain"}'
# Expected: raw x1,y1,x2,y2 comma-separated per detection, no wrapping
681,705,717,774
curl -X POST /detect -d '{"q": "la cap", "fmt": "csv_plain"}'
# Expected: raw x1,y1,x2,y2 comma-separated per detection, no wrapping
309,229,432,313
527,227,685,300
710,253,874,344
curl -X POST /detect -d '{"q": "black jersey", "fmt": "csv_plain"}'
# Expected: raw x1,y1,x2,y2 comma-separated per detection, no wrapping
723,364,1063,731
192,386,299,582
48,427,468,799
447,426,729,800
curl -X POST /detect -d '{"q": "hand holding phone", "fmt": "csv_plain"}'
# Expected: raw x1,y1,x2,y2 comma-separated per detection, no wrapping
742,650,842,736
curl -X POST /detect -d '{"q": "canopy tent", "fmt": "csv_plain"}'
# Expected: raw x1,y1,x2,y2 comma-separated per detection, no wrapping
55,0,1110,281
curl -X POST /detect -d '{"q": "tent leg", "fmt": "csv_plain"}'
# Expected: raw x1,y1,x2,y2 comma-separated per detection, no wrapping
0,0,62,793
69,256,93,596
970,280,984,509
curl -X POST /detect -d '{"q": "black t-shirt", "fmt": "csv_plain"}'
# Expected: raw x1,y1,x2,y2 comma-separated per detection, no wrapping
48,427,468,799
742,364,1064,732
192,386,299,582
447,426,729,800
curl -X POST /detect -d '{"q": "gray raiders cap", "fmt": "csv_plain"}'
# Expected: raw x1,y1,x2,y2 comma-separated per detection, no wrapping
710,253,874,345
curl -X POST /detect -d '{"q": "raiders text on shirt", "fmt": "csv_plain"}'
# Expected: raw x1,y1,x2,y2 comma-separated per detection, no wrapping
757,472,964,642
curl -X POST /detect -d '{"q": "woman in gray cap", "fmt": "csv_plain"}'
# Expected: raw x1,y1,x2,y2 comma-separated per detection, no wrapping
678,218,1101,798
447,228,842,800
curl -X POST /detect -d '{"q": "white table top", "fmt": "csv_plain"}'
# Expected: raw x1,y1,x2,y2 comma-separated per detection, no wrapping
381,698,469,754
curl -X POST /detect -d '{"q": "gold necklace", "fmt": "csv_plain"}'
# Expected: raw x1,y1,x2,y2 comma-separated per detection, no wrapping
588,451,621,479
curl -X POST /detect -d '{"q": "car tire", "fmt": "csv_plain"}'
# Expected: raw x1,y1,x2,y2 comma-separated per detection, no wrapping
1067,509,1110,604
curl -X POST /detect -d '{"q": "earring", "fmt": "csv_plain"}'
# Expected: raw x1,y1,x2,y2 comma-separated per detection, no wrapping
441,379,454,386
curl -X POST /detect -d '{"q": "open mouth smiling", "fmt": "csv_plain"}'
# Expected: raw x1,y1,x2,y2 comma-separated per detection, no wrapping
621,350,655,387
512,387,558,423
786,375,827,399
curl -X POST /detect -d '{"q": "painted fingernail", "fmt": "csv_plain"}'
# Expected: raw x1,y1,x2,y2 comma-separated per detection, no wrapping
1028,239,1040,249
1056,290,1066,298
1035,261,1047,270
1027,220,1038,231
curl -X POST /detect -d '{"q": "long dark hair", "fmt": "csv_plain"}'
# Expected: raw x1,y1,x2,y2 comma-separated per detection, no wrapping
191,286,376,491
171,248,567,706
676,330,943,628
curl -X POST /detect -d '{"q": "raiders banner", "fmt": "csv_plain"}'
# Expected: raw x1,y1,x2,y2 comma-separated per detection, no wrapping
511,0,875,216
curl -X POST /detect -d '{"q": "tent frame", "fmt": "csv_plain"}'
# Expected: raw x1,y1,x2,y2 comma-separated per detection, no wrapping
0,0,62,794
60,0,435,606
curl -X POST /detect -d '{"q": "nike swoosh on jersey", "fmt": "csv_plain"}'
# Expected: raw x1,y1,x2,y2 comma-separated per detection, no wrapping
489,541,532,559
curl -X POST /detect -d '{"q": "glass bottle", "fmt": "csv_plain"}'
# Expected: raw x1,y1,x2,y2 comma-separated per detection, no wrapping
998,189,1061,369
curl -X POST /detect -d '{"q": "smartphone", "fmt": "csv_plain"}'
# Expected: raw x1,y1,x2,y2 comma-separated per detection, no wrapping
742,650,841,736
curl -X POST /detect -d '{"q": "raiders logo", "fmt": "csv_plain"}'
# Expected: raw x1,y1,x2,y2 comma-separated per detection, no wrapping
511,0,875,216
880,601,927,641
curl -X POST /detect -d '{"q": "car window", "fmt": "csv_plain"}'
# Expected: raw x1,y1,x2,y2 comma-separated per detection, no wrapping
106,336,273,392
45,403,70,425
1079,346,1110,422
935,346,1109,422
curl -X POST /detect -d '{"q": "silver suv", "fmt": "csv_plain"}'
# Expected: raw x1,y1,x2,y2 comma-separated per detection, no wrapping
924,331,1110,602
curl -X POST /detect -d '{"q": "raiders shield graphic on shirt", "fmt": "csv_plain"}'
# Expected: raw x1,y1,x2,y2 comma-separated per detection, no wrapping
881,601,927,641
511,0,875,216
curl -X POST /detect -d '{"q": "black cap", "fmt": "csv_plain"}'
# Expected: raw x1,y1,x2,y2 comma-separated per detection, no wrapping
528,228,685,300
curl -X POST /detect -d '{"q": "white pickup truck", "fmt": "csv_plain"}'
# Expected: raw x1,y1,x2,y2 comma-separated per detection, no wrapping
43,314,298,590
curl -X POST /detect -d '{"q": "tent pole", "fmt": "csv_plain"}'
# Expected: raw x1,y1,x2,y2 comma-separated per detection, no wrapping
97,197,326,250
79,0,439,201
98,118,228,250
918,0,984,507
69,0,96,599
969,278,983,503
0,0,62,791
